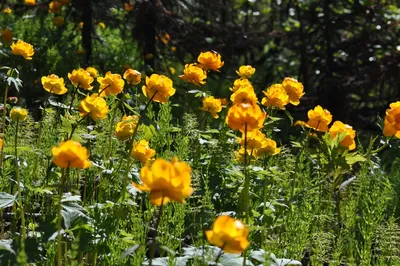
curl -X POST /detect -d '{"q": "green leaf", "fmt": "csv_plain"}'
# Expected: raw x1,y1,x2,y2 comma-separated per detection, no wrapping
0,192,16,209
0,239,15,254
345,153,366,165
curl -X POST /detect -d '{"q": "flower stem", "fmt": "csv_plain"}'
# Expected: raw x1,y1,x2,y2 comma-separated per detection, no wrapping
242,123,249,266
106,101,118,160
215,247,224,264
370,136,393,154
0,69,14,169
148,198,164,266
68,84,79,113
68,114,88,140
57,165,69,266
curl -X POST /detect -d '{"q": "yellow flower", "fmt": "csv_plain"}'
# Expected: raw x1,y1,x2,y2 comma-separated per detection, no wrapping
133,158,193,205
68,68,94,90
131,140,156,164
236,65,255,79
3,7,12,14
10,40,34,60
200,96,223,118
0,138,3,149
78,22,84,29
238,130,265,151
1,29,13,44
171,46,177,52
235,147,258,163
49,1,62,13
97,71,125,97
169,67,175,75
226,102,266,132
261,84,290,110
86,67,99,78
383,101,400,138
123,69,142,85
282,77,304,106
205,215,250,254
41,74,68,95
159,32,170,44
230,85,258,106
25,0,36,6
76,49,85,55
53,16,64,27
115,115,139,141
98,22,106,29
124,3,134,11
52,140,91,169
306,105,332,132
142,74,176,103
197,51,224,72
10,107,28,121
329,121,356,150
258,138,280,156
179,64,207,86
294,120,307,127
79,94,109,120
230,78,252,92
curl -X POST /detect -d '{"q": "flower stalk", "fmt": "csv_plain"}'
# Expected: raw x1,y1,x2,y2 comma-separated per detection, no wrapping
57,165,69,266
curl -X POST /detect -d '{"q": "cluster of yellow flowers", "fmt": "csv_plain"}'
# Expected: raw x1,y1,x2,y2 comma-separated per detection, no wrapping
261,77,304,109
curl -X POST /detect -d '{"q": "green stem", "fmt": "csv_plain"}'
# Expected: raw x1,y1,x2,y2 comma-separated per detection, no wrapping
242,123,249,266
68,114,88,140
15,121,26,253
0,69,14,169
68,84,79,113
370,136,393,154
57,165,69,266
149,198,164,266
261,155,269,247
106,102,118,159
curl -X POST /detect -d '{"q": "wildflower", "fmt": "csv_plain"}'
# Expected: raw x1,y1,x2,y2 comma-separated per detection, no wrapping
10,107,28,121
142,74,175,103
230,78,252,92
238,130,265,151
133,158,193,205
159,32,170,44
41,74,68,95
306,105,332,132
205,215,249,254
124,3,134,11
25,0,36,6
3,7,12,14
171,46,176,52
98,22,106,29
10,40,34,60
294,120,307,127
123,69,141,85
282,77,304,106
200,96,223,118
329,121,356,150
97,71,125,97
0,138,3,149
1,29,13,44
235,147,258,163
49,1,62,13
261,84,290,110
131,140,156,164
258,138,280,156
79,94,109,120
115,115,139,141
169,67,175,75
76,49,85,55
86,67,99,78
236,65,255,79
53,16,64,27
179,64,207,86
383,101,400,138
230,85,258,105
52,140,91,169
68,68,94,90
197,51,224,72
226,102,266,132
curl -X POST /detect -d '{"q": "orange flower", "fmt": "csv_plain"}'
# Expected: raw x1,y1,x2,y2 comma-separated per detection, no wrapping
179,64,207,86
123,69,142,85
197,51,224,72
49,1,62,13
115,115,139,141
261,84,289,110
1,28,13,44
131,140,156,164
236,65,255,79
133,158,193,205
230,85,258,105
52,140,91,169
237,130,265,151
97,71,125,97
383,101,400,138
53,16,64,27
10,40,34,60
0,138,3,149
142,74,175,103
41,74,68,95
68,68,94,90
79,94,109,120
258,138,280,156
25,0,36,6
205,215,249,254
305,105,332,132
159,32,170,44
200,96,223,118
86,67,99,78
282,77,304,106
230,78,252,92
124,3,134,11
226,102,266,132
329,121,356,150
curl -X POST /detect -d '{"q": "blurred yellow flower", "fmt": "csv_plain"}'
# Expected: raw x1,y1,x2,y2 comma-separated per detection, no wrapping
145,53,154,60
1,28,13,44
10,40,34,60
258,138,280,156
68,68,94,90
261,84,289,110
236,65,255,79
49,1,62,13
197,51,224,72
86,67,99,78
131,140,156,164
123,69,142,85
53,16,64,27
306,105,332,132
124,3,134,11
52,140,91,169
79,94,109,120
383,101,400,138
3,7,12,14
282,77,304,106
25,0,36,6
142,74,176,103
159,32,170,44
97,71,125,97
133,158,193,205
200,96,223,118
179,64,207,86
169,67,175,75
10,107,28,121
115,115,139,141
226,102,266,132
76,49,85,55
205,215,249,254
98,22,106,29
0,139,3,149
230,85,258,105
171,46,177,52
78,22,84,29
230,78,252,92
294,120,307,127
41,74,68,95
329,121,356,150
